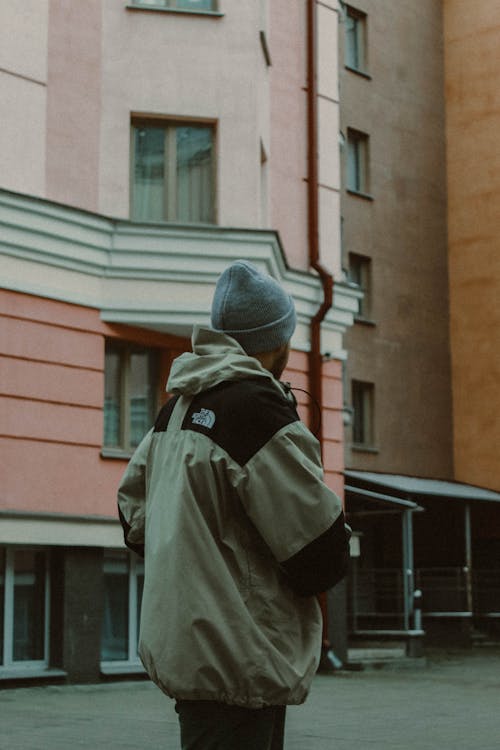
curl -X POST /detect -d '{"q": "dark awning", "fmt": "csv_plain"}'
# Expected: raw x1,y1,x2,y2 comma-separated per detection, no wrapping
345,470,500,504
345,484,423,513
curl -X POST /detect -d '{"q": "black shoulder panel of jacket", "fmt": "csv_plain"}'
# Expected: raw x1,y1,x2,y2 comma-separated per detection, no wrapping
181,378,299,466
118,506,145,558
153,394,180,433
280,513,350,597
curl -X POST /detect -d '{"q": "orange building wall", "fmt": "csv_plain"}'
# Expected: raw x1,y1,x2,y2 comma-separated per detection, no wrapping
443,0,500,490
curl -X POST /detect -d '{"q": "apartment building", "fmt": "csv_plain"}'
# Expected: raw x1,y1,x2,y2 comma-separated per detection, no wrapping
0,1,359,682
340,0,500,647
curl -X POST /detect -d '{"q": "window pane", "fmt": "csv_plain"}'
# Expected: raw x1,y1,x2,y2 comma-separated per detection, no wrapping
102,553,129,661
104,346,122,448
133,127,165,221
133,0,215,7
345,15,359,68
176,126,214,223
0,549,4,665
129,350,156,449
176,0,215,9
347,130,368,194
347,138,360,192
13,550,45,662
349,254,370,318
352,381,373,445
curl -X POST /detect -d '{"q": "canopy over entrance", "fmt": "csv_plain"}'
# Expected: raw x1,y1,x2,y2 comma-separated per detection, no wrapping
344,471,500,648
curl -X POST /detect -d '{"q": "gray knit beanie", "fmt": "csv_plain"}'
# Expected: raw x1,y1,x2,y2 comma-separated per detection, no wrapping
211,260,296,354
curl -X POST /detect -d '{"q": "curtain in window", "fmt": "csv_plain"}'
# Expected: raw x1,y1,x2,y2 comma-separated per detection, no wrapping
345,15,359,69
176,125,213,223
104,347,122,448
347,138,361,192
13,550,45,661
129,350,155,448
133,127,165,222
101,554,129,661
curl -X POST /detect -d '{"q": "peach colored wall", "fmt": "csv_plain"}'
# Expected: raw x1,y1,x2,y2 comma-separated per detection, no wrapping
45,0,102,211
444,0,500,490
98,1,265,227
0,1,48,197
0,290,186,518
284,351,344,498
269,0,309,270
0,290,338,520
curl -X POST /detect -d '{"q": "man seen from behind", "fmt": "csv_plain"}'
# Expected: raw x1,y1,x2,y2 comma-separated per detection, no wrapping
117,260,351,750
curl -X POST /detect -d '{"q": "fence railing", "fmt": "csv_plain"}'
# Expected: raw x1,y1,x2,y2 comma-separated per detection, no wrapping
415,567,469,613
349,566,500,629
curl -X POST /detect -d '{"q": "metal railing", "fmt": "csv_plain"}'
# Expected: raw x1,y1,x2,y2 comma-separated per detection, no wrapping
472,570,500,615
415,567,469,614
349,566,500,633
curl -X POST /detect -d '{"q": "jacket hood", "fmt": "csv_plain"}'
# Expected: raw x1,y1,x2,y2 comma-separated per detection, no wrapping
167,326,275,396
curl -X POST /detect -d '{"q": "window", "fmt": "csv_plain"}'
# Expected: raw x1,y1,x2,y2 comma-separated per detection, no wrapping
346,128,370,195
131,0,216,10
131,120,215,223
1,548,49,671
352,380,375,446
104,342,158,453
101,551,144,665
348,253,372,319
345,5,367,72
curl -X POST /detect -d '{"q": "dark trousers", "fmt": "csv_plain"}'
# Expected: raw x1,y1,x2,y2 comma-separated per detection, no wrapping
176,700,286,750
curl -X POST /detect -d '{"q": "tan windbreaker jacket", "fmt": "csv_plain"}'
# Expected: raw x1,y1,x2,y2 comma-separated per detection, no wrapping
118,327,349,708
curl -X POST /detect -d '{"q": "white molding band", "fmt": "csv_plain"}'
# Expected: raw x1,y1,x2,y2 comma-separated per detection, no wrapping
0,512,125,548
0,189,361,356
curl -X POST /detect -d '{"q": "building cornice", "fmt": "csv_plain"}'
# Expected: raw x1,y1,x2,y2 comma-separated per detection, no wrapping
0,189,360,355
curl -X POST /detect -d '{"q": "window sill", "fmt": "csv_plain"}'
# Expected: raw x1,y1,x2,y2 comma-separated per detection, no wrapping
0,666,67,682
351,443,379,454
101,660,147,676
354,316,376,327
345,65,372,80
346,189,374,201
126,4,224,18
101,448,134,461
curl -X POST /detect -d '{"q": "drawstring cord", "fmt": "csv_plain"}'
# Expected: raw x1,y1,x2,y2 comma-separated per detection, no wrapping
281,382,322,438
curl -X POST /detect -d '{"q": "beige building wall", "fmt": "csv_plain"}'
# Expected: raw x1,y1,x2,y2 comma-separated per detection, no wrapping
0,1,48,197
341,0,454,478
443,0,500,491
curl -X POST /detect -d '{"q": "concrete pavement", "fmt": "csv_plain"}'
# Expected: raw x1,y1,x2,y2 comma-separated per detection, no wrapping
1,648,499,750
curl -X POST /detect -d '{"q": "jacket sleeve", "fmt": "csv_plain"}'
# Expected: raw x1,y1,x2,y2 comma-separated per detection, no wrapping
117,429,153,558
237,421,351,596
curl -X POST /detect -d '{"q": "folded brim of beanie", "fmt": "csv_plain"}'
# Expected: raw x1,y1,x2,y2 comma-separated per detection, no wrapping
218,303,296,355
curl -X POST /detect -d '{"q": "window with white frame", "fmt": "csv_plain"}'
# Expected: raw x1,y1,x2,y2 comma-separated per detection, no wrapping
101,551,144,665
345,5,367,73
348,252,372,319
1,548,49,670
346,128,370,195
131,0,217,10
103,341,158,453
131,120,215,223
352,379,375,447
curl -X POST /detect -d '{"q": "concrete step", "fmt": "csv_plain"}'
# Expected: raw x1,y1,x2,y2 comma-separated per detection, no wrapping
347,647,427,671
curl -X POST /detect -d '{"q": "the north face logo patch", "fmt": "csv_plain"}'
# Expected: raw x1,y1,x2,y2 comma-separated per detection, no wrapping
192,408,216,429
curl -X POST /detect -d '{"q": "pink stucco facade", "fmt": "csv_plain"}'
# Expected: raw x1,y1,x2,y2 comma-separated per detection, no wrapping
0,289,189,519
0,1,351,682
1,0,347,523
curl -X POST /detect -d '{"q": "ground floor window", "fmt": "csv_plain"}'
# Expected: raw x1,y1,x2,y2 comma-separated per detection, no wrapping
101,551,144,665
0,547,49,670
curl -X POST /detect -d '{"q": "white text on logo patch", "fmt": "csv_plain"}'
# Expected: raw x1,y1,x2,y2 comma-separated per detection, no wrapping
192,408,216,429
